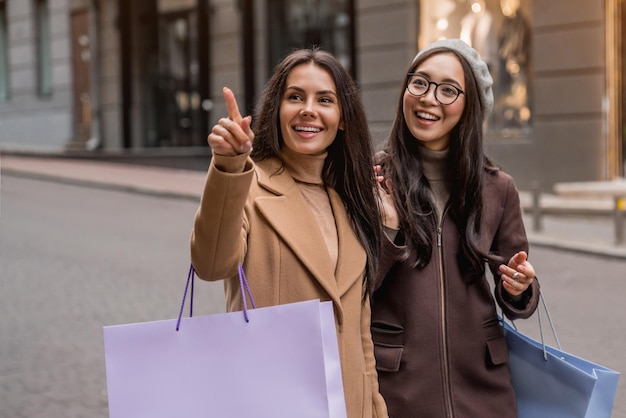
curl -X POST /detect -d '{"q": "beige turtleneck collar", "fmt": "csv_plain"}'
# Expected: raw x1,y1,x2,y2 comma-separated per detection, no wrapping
419,145,450,222
281,146,326,186
420,145,448,181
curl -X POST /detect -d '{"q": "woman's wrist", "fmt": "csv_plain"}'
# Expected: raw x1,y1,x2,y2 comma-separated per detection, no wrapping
213,152,250,173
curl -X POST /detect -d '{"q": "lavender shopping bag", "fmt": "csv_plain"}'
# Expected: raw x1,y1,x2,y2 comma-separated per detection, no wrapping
103,265,347,418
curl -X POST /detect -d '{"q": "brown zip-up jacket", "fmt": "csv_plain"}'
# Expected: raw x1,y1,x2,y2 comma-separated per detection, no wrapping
371,168,539,418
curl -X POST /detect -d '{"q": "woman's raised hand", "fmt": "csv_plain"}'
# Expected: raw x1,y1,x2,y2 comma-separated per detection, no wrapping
207,87,254,156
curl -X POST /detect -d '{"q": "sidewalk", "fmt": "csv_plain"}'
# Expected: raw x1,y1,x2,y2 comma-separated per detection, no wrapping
3,152,626,259
1,152,207,202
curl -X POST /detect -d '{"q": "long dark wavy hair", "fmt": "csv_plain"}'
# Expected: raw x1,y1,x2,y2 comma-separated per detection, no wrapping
381,47,503,282
250,48,383,296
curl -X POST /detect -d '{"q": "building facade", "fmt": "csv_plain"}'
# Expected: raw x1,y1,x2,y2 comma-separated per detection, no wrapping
0,0,623,190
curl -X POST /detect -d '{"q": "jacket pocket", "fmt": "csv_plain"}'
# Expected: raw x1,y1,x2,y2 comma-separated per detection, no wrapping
483,318,508,366
485,334,509,366
483,317,509,366
371,321,404,372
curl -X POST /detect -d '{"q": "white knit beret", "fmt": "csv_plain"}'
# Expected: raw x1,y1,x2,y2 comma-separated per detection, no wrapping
413,38,494,118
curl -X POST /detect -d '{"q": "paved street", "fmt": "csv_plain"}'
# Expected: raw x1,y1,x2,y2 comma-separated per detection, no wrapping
0,176,225,418
1,166,625,417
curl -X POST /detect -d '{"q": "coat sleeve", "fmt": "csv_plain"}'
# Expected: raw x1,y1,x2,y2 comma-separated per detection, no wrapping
373,233,406,291
361,294,389,417
490,174,540,320
190,153,254,281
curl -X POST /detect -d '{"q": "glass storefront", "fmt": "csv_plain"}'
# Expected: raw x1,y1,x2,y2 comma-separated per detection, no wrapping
153,10,202,146
125,0,210,148
420,0,532,137
267,0,354,75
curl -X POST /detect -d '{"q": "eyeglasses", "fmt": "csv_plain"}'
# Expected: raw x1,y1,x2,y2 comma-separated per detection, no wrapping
406,73,465,105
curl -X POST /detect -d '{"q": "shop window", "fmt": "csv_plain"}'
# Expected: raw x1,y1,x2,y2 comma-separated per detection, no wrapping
0,0,8,100
267,0,354,75
154,10,204,146
35,0,52,96
420,0,532,136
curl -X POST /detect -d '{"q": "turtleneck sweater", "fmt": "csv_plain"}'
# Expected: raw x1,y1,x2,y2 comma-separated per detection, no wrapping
281,147,339,271
420,145,450,224
384,146,451,242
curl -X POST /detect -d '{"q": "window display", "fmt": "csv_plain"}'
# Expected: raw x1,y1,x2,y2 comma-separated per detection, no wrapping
421,0,532,136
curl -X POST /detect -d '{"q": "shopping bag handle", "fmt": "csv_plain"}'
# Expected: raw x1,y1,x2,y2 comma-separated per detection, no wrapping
502,290,562,360
237,264,257,317
176,263,256,331
536,290,561,353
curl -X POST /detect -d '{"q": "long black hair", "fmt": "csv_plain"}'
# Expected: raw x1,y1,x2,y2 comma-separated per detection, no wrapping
381,47,503,281
251,48,383,296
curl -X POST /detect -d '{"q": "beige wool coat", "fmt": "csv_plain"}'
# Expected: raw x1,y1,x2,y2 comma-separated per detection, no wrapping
190,153,388,418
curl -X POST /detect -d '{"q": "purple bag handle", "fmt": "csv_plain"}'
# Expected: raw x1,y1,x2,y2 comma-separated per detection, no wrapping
176,263,256,331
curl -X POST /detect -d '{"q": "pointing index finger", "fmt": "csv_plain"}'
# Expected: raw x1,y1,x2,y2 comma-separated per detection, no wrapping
223,87,243,123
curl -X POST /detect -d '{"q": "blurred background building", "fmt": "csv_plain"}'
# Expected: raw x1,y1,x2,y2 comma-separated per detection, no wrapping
0,0,622,190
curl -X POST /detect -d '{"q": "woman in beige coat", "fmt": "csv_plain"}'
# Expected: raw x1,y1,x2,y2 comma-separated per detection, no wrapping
190,48,388,418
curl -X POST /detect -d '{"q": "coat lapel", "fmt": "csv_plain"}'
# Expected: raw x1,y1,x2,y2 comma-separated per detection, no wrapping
328,187,367,297
254,160,341,306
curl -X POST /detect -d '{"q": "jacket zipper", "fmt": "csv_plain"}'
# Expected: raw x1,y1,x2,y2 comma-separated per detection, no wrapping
437,217,454,418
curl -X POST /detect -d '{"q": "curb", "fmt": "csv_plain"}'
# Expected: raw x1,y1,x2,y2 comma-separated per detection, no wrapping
3,159,625,260
526,233,626,260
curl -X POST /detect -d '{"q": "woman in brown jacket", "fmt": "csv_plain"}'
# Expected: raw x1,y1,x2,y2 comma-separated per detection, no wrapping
190,49,388,418
372,39,540,418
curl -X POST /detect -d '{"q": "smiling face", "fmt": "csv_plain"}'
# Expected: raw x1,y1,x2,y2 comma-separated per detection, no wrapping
279,63,344,155
403,52,466,151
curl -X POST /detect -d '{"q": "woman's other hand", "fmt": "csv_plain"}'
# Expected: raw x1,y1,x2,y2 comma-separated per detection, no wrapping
499,251,536,297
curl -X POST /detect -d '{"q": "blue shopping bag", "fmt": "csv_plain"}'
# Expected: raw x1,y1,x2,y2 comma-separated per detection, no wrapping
502,292,620,418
